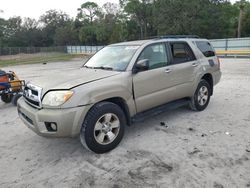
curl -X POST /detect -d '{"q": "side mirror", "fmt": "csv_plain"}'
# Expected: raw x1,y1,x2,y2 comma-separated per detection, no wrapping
133,59,149,74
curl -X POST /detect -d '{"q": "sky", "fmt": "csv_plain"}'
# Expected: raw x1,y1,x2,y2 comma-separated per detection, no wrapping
0,0,238,20
0,0,119,19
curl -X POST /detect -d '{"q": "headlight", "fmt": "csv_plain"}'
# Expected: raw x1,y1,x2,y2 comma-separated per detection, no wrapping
42,90,74,107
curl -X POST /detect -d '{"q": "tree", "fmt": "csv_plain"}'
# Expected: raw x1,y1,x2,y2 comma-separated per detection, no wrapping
23,18,38,30
3,17,26,46
0,10,4,46
79,25,97,45
0,0,248,48
21,18,44,47
39,10,71,46
40,10,70,27
234,0,249,37
77,2,101,24
54,23,79,45
77,2,103,45
96,3,121,44
0,18,5,47
103,2,120,16
120,0,154,39
239,1,250,37
153,0,237,39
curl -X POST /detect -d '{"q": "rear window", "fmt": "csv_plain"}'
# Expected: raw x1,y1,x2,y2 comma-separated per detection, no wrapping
196,41,215,57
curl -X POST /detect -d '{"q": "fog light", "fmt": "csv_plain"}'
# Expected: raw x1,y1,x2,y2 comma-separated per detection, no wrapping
51,123,57,131
45,122,57,132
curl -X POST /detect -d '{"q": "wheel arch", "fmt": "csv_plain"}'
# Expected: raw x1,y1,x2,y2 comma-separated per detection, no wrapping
201,73,213,96
102,97,131,126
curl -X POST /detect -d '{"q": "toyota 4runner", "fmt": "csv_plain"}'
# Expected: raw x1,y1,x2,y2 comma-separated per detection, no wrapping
17,36,221,153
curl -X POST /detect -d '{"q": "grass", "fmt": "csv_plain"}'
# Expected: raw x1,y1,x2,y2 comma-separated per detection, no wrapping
0,53,84,68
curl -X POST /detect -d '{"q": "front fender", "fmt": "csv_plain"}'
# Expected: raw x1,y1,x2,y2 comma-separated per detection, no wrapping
61,72,137,116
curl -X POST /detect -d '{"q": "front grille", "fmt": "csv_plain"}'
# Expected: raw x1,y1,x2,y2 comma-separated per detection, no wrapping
23,83,43,108
32,90,38,95
25,97,40,107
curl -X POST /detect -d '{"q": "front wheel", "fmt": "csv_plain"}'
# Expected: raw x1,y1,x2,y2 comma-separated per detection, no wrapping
80,102,126,154
190,79,211,111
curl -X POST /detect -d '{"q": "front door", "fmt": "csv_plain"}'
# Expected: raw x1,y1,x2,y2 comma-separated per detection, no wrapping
133,43,177,113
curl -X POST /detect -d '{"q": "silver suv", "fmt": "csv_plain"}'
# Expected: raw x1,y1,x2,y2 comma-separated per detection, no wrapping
17,36,221,153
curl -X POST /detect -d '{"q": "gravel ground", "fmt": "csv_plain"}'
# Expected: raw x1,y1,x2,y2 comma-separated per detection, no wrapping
0,58,250,188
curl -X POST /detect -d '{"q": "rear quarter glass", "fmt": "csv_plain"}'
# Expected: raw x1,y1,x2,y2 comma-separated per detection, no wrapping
195,41,216,58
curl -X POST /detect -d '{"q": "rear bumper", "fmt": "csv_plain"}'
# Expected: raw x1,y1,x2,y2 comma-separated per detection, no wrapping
212,70,222,86
17,97,91,137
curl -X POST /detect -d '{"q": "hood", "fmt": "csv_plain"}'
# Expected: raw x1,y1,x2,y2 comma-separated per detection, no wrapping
28,67,120,93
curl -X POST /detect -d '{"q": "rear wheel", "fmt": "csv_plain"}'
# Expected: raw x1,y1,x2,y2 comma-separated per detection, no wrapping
190,79,211,111
80,102,126,154
1,93,13,103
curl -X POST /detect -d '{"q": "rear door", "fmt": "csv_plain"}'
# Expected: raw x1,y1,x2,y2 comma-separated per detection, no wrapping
165,42,200,98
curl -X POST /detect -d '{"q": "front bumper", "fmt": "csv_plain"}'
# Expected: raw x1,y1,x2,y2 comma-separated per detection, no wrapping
17,98,91,137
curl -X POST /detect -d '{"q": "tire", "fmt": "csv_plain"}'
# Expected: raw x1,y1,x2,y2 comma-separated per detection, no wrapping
1,93,13,103
189,79,211,111
80,102,126,154
11,93,22,106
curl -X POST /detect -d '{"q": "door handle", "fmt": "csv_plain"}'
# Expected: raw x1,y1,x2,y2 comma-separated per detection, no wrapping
192,62,198,67
165,69,172,73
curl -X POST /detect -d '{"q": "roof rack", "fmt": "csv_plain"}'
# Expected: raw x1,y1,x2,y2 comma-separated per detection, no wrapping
143,35,200,40
159,35,200,39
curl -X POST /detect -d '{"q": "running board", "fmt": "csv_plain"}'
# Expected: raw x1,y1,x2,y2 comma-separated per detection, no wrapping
131,98,190,123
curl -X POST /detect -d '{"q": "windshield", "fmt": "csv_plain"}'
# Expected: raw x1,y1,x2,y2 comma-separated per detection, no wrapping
84,45,139,71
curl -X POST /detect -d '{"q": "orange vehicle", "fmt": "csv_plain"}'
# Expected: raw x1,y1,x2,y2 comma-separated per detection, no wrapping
0,70,25,105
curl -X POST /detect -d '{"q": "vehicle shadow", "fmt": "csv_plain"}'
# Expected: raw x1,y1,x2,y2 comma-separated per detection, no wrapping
24,105,193,158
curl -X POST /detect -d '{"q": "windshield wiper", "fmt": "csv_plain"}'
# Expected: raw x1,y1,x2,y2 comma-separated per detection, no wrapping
82,65,93,68
92,66,113,70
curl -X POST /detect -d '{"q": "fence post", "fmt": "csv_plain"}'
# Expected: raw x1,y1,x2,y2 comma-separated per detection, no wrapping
225,39,228,51
225,39,228,57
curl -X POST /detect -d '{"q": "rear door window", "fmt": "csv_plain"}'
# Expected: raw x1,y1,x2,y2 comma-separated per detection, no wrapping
169,42,196,64
196,41,215,57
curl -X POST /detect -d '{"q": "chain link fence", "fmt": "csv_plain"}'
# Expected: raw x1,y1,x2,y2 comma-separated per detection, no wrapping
66,46,104,54
0,46,67,56
1,37,249,57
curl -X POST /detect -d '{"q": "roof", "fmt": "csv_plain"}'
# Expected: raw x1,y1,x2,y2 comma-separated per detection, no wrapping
110,39,152,46
109,36,208,47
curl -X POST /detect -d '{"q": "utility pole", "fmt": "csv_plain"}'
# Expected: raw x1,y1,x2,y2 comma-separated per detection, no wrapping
237,1,246,38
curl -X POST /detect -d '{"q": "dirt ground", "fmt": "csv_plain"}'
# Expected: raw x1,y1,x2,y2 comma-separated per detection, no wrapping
0,58,250,188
